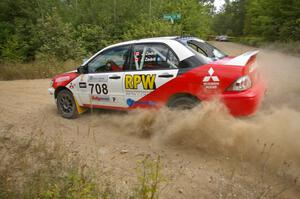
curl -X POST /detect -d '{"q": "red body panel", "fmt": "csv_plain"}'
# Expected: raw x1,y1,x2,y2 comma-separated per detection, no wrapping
221,79,265,115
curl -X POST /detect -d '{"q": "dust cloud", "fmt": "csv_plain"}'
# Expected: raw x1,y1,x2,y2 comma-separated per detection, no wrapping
89,49,300,178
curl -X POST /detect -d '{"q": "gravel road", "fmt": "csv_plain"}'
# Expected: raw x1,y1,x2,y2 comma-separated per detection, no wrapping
1,42,299,198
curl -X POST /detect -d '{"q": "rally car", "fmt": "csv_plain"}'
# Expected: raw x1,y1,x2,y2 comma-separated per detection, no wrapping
48,36,265,118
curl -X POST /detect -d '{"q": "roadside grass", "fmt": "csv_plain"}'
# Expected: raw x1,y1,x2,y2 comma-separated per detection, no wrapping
263,41,300,57
233,37,300,56
0,59,80,80
0,130,163,199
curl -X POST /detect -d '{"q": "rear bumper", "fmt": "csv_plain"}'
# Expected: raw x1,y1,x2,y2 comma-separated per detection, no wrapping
221,80,266,116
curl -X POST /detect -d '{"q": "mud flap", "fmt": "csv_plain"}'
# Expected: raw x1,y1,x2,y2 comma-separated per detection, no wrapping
74,97,87,114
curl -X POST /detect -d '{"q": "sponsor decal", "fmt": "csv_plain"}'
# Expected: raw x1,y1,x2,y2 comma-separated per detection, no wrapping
69,82,75,89
126,98,156,107
91,95,110,101
125,74,156,90
88,75,108,82
79,82,87,88
56,76,70,83
202,67,220,89
125,90,151,96
134,51,140,63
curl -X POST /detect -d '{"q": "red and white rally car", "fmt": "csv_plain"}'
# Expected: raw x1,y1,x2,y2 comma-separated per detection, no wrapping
48,36,265,118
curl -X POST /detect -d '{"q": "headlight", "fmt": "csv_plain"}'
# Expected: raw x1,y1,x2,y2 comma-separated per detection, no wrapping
226,75,252,91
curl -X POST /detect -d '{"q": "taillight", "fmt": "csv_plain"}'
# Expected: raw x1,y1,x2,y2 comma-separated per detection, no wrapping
226,75,252,91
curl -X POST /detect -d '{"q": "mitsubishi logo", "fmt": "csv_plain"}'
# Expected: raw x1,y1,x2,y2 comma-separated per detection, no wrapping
202,67,220,89
203,67,219,82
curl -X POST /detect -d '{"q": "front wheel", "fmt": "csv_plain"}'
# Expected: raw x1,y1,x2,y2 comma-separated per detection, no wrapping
56,89,78,119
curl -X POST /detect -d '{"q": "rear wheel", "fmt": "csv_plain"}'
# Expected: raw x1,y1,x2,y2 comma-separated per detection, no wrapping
56,89,78,119
168,96,199,110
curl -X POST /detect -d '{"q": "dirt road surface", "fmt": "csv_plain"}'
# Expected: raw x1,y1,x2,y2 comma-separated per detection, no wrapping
1,42,300,198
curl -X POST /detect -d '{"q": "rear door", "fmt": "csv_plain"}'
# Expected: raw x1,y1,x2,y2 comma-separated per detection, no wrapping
77,45,131,108
124,43,179,107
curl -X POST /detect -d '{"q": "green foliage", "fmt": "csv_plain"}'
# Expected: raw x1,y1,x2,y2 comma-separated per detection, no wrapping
35,12,85,61
212,0,247,36
77,24,109,55
1,34,27,62
213,0,300,42
0,0,213,62
122,19,181,40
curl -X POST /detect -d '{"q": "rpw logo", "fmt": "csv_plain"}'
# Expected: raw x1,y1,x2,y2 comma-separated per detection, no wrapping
203,67,220,89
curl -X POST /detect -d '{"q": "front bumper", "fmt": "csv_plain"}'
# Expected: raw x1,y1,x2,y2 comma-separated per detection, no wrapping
48,87,56,103
48,87,55,96
221,80,266,116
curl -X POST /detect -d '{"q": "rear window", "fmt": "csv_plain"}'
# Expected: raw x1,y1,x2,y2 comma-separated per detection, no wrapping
176,37,227,60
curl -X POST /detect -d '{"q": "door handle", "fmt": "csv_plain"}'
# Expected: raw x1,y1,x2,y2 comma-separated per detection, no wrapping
109,76,121,79
158,73,174,78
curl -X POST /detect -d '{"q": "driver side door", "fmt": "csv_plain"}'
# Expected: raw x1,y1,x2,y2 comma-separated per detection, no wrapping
77,45,131,108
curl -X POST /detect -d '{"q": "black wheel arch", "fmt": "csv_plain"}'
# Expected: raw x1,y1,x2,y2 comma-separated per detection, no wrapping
54,86,71,99
167,93,200,107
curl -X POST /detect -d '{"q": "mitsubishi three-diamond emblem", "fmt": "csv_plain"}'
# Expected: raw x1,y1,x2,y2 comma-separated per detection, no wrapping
203,67,220,82
203,67,220,89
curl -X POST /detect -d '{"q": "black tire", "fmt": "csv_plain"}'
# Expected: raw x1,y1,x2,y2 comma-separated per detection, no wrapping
56,89,78,119
168,96,199,110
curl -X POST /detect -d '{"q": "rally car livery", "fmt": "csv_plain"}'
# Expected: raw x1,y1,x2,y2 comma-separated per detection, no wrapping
48,36,265,118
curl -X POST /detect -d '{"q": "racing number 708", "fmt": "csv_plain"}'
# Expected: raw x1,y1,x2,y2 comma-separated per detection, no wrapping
88,83,108,95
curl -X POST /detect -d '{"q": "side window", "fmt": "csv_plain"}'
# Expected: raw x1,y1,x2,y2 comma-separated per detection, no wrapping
131,44,179,70
87,45,131,73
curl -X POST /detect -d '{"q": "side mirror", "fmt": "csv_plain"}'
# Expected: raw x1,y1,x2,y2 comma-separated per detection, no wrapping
77,65,86,74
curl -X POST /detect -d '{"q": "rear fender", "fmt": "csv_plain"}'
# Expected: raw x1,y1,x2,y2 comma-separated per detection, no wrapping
223,50,260,83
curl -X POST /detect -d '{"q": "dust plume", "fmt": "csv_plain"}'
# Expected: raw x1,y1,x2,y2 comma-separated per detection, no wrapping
89,49,300,178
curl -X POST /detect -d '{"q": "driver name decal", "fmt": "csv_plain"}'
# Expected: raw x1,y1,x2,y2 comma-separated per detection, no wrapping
125,74,156,90
88,75,108,82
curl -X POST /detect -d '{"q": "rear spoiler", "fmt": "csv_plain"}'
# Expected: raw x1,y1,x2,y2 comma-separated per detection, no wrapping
224,50,259,66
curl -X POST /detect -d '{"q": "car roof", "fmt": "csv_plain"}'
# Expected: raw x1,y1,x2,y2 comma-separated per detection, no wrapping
84,36,197,65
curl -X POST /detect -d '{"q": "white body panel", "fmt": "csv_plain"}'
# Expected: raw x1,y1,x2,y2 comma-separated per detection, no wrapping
225,50,259,66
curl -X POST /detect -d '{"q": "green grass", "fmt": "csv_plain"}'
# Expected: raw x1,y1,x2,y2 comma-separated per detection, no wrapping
234,37,300,56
